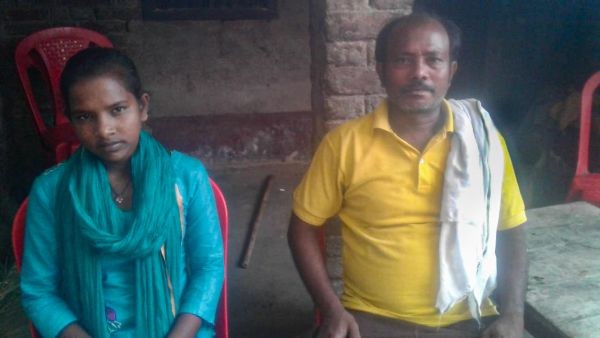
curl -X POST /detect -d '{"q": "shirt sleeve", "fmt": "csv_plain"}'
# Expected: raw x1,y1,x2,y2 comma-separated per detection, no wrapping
292,134,345,226
20,172,79,338
177,160,224,327
498,135,528,230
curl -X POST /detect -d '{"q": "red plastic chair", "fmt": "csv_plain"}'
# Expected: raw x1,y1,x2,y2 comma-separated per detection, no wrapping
15,27,113,163
210,179,230,338
12,178,229,338
566,71,600,206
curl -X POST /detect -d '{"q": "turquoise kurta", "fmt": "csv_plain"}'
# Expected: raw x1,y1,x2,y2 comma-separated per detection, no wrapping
21,151,224,338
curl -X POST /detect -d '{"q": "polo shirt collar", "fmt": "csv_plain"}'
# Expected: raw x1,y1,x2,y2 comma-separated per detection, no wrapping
372,99,455,135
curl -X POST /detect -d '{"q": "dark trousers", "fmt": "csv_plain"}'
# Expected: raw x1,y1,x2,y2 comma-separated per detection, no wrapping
347,310,497,338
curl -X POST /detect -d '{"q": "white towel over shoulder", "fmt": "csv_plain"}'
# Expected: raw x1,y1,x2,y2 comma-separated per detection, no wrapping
436,99,505,321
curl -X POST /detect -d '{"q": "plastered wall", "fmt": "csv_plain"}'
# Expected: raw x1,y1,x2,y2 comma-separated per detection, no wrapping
125,1,311,117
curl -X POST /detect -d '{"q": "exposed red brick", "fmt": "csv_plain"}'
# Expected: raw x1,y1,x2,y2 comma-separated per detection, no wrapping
147,111,313,165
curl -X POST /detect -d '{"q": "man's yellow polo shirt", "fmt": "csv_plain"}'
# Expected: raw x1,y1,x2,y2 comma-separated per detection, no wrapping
293,100,527,327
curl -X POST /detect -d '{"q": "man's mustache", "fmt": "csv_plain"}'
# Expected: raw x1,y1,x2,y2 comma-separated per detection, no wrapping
399,82,435,94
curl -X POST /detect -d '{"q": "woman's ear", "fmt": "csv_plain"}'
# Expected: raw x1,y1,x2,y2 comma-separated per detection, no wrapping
139,93,150,122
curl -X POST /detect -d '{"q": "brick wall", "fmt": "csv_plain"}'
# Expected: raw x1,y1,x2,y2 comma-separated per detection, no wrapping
310,0,412,133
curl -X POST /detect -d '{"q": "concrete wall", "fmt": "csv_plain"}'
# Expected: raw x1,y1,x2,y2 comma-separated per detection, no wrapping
309,0,413,134
126,2,311,117
1,1,310,117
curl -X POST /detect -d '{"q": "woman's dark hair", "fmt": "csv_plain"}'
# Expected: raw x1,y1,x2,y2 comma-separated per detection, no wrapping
375,12,462,64
60,47,143,118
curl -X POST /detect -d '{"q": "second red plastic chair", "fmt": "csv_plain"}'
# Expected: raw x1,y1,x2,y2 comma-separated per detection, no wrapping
566,71,600,206
15,27,113,163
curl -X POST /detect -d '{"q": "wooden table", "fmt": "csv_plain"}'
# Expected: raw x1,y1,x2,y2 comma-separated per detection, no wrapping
524,202,600,337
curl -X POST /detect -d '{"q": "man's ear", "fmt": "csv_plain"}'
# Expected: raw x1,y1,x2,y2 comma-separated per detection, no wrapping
376,62,386,86
139,93,150,122
449,61,458,84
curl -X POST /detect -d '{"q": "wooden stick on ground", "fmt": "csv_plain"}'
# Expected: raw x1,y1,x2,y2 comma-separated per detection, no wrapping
238,174,274,269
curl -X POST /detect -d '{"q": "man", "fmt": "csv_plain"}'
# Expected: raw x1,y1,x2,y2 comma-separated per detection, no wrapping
288,12,527,338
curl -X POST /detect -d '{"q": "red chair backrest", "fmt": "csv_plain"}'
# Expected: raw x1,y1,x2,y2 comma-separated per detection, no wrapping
566,71,600,206
210,179,230,338
10,198,28,272
12,178,229,338
574,71,600,177
14,27,112,146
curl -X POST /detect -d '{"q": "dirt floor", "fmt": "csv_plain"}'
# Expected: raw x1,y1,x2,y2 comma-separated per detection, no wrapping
209,163,314,338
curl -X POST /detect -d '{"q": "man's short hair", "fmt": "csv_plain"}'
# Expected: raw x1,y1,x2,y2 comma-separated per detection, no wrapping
375,12,462,63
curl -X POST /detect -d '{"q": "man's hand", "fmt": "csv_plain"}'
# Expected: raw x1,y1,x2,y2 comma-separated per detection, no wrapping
317,303,361,338
481,313,524,338
489,224,527,338
288,214,360,338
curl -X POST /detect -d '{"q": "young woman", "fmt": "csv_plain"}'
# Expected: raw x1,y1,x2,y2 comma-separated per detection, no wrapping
20,48,224,338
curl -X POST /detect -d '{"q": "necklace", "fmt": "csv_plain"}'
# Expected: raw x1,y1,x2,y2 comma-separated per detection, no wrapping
110,179,131,205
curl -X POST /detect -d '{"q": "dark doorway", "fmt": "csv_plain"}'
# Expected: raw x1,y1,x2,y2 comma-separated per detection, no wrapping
415,0,599,206
415,0,598,128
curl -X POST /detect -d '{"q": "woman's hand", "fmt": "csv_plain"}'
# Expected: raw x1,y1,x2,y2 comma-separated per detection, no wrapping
58,323,91,338
167,313,202,338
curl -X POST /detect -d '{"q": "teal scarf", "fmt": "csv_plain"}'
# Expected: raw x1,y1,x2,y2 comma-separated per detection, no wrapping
57,131,183,337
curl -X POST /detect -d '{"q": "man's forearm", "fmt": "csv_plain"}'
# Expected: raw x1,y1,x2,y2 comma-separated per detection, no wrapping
288,214,362,338
496,224,528,315
287,214,342,312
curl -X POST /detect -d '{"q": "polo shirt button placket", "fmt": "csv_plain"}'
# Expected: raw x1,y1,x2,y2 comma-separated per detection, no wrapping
417,158,425,191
